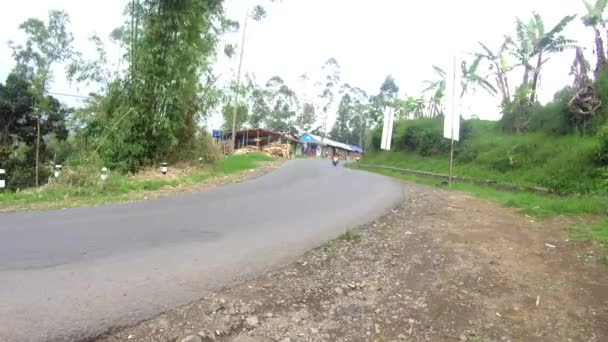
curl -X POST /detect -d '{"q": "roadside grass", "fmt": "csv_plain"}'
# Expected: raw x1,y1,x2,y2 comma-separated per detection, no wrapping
0,153,275,211
355,166,608,245
338,229,361,242
213,153,276,174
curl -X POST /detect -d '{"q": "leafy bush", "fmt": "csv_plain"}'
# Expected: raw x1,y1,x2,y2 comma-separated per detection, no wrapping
195,129,221,163
48,153,105,188
594,125,608,166
529,87,576,135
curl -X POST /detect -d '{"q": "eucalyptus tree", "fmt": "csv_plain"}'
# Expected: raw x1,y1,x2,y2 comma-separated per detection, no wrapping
317,57,341,141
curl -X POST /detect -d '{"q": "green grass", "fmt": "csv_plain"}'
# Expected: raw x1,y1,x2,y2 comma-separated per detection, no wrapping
212,153,275,174
569,219,608,244
368,118,604,195
357,166,608,244
0,153,275,210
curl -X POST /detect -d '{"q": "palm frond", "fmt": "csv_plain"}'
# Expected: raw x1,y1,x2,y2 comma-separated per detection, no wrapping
533,12,545,36
583,0,595,12
432,65,446,77
547,15,577,37
475,76,498,94
515,18,528,45
422,80,439,93
597,0,608,12
477,41,496,59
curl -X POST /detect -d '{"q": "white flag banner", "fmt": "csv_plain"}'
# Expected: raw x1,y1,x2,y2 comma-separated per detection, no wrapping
443,56,462,141
380,106,394,150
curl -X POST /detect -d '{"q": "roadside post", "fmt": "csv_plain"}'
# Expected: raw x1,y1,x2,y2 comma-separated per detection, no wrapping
443,56,462,187
54,164,63,178
100,167,108,182
0,169,5,190
161,162,168,175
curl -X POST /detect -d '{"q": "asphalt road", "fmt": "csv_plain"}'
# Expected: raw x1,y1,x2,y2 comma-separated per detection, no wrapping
0,160,402,342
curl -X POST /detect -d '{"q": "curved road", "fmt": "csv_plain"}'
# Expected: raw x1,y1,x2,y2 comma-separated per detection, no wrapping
0,160,402,342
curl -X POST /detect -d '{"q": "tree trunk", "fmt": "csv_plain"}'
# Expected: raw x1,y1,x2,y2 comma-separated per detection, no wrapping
35,116,40,187
522,65,530,89
595,28,607,77
530,52,543,104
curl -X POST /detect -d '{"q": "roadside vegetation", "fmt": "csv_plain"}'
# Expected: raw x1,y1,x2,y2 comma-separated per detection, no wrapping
353,1,608,246
0,153,275,211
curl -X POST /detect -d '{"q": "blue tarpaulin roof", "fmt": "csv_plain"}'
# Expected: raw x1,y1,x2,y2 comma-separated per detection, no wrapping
298,133,362,152
299,133,318,143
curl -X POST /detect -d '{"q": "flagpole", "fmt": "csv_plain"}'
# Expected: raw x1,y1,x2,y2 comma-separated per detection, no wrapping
448,56,456,188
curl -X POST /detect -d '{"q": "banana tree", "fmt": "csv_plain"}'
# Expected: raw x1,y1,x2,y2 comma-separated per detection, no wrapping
422,65,446,117
582,0,608,76
476,40,513,105
460,55,498,97
508,13,576,104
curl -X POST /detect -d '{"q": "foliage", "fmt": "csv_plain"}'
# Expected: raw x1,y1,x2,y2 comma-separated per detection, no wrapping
296,102,316,132
265,76,298,131
475,40,513,104
318,58,341,136
0,74,69,190
594,125,608,165
460,55,497,97
508,12,576,104
528,87,577,134
366,118,604,195
222,103,248,131
422,66,446,117
80,0,227,172
581,0,608,76
195,128,222,164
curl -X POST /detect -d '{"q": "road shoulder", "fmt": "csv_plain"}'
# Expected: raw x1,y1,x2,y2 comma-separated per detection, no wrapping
96,182,608,342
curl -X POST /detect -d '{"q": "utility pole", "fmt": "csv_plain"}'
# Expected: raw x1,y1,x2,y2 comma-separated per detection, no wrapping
230,8,249,153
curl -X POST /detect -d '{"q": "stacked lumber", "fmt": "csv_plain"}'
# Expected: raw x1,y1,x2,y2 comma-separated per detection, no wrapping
233,142,291,159
262,142,291,159
233,146,260,155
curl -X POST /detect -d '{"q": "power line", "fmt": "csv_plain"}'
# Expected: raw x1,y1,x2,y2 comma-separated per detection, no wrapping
47,91,91,99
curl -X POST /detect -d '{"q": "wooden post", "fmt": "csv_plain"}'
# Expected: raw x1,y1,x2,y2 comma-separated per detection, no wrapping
256,130,260,148
448,138,455,187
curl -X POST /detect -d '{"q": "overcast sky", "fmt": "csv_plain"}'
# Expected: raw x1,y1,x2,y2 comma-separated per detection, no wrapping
0,0,594,129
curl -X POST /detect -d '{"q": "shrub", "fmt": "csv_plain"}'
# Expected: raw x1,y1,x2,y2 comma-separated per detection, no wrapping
594,125,608,166
529,87,576,135
49,153,105,188
195,129,221,163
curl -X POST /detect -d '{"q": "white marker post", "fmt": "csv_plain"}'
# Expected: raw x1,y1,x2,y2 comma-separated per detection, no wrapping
380,106,395,151
100,167,108,182
443,56,462,187
0,169,5,190
54,164,63,178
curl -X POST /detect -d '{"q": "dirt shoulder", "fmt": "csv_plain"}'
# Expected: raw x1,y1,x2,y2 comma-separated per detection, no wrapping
95,182,608,342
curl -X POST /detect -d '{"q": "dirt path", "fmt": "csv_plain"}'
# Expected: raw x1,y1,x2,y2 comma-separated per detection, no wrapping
96,182,608,342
